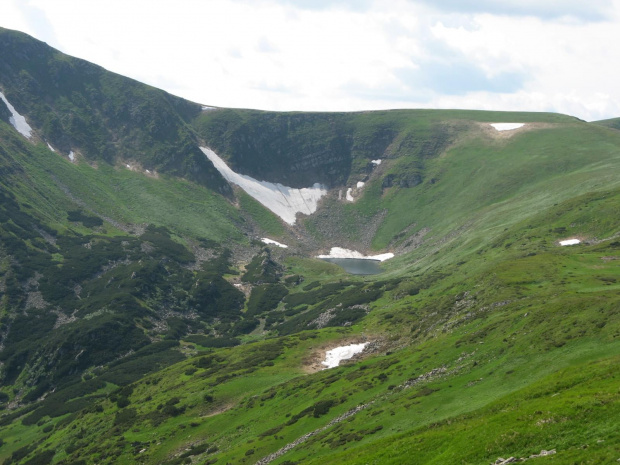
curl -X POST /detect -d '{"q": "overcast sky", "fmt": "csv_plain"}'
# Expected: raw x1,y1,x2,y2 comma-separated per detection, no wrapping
3,0,620,121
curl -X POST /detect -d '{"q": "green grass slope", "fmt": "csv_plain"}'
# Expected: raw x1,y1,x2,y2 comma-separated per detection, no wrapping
1,166,619,464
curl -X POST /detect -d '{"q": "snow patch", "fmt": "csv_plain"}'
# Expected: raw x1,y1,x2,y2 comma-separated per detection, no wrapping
560,238,581,246
0,91,33,139
317,247,394,262
371,159,382,165
201,105,217,111
357,181,365,188
490,123,524,132
261,238,288,248
322,343,368,369
200,147,327,225
47,143,56,152
68,151,75,162
346,188,354,202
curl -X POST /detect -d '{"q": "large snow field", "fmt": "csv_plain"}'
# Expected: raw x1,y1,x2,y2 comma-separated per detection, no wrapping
200,147,327,225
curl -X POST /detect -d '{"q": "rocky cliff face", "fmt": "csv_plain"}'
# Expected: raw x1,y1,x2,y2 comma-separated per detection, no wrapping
195,110,356,188
195,108,458,194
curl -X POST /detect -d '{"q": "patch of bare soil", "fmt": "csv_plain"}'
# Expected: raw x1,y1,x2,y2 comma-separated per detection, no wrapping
300,336,383,374
200,402,234,418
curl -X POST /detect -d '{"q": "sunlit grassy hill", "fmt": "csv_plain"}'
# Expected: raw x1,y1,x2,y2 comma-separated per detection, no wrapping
0,26,619,465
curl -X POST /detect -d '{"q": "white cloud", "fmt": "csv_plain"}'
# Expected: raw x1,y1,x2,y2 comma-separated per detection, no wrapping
416,0,614,21
1,0,620,120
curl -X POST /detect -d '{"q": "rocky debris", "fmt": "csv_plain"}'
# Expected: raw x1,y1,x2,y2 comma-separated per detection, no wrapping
402,367,447,390
456,350,476,363
494,458,518,464
52,308,78,329
33,226,57,245
309,309,336,329
254,403,372,465
453,291,475,311
94,258,132,279
391,227,430,255
309,305,371,329
479,300,512,312
492,449,556,464
25,291,47,310
184,242,218,271
23,273,48,309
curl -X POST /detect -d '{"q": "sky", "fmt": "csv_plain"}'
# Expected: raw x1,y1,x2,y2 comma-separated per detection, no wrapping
3,0,620,121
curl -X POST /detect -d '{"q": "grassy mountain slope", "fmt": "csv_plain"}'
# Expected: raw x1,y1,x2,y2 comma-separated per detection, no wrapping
2,187,619,464
0,27,619,465
0,27,229,193
593,117,620,131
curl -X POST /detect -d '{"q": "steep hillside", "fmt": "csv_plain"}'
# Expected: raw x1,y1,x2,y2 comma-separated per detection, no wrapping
0,27,619,465
0,27,229,193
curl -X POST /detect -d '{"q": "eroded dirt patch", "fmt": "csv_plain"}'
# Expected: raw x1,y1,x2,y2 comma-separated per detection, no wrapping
301,336,381,373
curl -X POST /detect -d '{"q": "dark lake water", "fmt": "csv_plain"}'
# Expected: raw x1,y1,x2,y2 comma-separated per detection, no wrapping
320,257,383,275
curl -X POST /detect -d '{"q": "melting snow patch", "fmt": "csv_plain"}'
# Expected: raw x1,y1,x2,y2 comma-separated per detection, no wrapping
357,181,365,188
201,105,217,111
371,159,382,165
261,238,288,248
322,343,368,369
201,147,327,225
47,143,56,152
317,247,394,262
560,239,581,246
346,188,354,202
68,151,75,162
0,91,32,139
490,123,524,131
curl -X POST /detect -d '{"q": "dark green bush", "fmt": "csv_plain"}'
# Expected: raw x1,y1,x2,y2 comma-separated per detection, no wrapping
246,284,288,317
183,335,240,348
114,407,137,427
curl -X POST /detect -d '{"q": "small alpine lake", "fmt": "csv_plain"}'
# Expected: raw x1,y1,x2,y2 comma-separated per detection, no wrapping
320,257,383,275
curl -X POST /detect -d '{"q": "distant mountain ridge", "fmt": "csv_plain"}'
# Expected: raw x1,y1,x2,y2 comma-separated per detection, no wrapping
0,27,230,194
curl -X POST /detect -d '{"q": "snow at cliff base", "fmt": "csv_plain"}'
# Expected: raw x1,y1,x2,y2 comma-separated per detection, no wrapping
201,147,327,225
261,238,288,248
0,91,33,139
